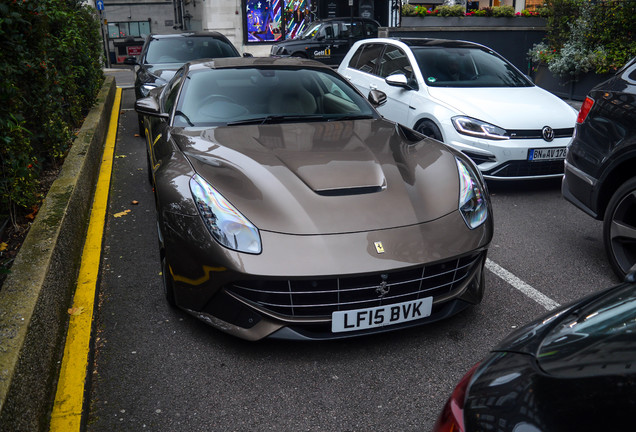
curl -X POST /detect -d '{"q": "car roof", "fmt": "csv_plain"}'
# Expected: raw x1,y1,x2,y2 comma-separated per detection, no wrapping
374,37,489,50
186,56,333,71
148,31,230,40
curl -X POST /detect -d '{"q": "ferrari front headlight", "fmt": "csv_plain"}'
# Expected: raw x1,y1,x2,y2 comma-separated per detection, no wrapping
456,158,488,229
190,174,261,254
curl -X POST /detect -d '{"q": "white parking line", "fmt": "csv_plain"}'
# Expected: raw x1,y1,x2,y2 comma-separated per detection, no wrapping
486,259,561,311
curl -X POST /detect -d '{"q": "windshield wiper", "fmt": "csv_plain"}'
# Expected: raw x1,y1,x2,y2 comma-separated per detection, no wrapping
226,114,328,126
328,114,374,121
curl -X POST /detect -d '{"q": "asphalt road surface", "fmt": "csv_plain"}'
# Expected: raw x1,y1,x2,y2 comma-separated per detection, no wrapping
86,87,616,431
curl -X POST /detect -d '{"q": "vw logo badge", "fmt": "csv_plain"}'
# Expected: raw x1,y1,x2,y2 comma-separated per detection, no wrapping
542,126,555,142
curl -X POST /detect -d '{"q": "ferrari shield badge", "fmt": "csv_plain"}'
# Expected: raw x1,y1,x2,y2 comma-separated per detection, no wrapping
374,241,385,254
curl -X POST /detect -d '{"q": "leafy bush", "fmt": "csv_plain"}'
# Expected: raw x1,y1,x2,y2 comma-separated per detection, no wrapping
437,5,466,16
0,0,103,226
529,0,636,78
492,5,516,17
403,3,549,18
402,3,418,16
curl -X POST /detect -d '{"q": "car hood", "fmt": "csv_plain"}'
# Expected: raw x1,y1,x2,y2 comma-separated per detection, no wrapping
175,119,463,235
427,86,577,129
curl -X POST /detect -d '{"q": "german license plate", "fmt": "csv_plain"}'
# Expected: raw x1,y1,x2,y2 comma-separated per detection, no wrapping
331,297,432,333
528,147,566,161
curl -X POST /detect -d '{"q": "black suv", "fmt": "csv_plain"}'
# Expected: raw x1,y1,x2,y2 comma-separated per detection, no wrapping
125,32,241,134
562,57,636,278
269,17,379,67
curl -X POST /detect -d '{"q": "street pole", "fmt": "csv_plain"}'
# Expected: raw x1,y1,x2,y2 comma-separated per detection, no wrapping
99,10,111,68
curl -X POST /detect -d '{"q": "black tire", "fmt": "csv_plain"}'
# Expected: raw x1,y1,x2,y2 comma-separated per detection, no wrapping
415,119,443,142
161,255,176,306
603,177,636,278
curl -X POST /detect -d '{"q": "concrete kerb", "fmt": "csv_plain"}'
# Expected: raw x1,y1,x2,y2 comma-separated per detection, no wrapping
0,76,116,431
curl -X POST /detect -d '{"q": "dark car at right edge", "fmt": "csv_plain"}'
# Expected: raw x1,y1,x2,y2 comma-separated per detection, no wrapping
562,57,636,278
433,266,636,432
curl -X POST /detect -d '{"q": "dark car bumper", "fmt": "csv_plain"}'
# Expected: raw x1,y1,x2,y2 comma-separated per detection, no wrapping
562,159,601,219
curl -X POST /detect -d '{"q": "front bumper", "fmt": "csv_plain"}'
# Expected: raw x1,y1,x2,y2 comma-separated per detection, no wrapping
164,209,492,340
183,249,488,341
445,130,572,180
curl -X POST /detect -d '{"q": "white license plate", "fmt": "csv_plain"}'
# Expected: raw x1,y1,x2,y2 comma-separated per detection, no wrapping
528,147,566,161
331,297,433,333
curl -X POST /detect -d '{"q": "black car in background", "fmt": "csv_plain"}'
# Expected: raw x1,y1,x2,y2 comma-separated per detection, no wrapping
562,57,636,278
433,266,636,432
125,32,241,134
269,17,379,67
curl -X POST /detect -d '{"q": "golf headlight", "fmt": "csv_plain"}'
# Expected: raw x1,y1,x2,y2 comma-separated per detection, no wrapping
456,158,488,229
452,116,509,140
190,174,261,254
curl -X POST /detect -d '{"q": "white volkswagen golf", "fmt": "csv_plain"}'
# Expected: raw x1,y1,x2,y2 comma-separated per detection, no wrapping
338,38,578,180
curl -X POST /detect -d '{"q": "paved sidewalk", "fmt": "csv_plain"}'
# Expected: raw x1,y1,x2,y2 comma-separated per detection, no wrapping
104,66,135,89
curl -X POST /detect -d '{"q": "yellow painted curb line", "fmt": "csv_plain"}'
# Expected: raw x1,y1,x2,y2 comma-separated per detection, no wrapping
50,88,122,431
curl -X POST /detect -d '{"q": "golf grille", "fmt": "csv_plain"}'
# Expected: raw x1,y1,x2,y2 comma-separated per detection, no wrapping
227,252,483,317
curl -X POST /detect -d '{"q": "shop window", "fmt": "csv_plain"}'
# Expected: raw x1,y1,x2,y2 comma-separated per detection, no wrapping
108,21,151,39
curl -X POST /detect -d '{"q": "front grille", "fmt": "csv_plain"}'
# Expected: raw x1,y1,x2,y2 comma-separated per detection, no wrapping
227,253,483,318
485,160,564,177
507,128,574,140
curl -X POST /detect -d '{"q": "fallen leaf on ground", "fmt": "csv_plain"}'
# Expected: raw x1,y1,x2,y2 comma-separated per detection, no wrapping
0,242,7,252
114,209,131,218
68,306,85,316
115,154,127,158
131,200,139,205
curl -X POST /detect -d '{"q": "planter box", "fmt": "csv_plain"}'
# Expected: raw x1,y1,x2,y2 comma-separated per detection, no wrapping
532,63,611,101
400,16,546,28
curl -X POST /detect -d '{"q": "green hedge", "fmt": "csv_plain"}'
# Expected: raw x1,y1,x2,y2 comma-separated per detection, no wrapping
529,0,636,78
0,0,104,225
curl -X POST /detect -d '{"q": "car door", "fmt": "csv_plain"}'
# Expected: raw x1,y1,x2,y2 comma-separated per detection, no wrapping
146,70,184,181
327,22,353,66
371,44,415,124
339,42,385,96
341,42,413,124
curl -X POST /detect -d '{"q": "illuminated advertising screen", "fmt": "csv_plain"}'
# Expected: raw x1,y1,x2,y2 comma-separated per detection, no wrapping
246,0,313,43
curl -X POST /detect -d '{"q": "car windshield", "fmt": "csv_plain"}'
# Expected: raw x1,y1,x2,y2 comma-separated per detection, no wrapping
145,37,238,64
175,67,377,127
411,46,533,88
538,283,636,377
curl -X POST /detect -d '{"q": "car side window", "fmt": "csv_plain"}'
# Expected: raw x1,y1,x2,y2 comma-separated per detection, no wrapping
320,23,338,40
162,70,184,115
342,21,364,38
378,46,414,81
364,22,378,36
348,43,384,74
